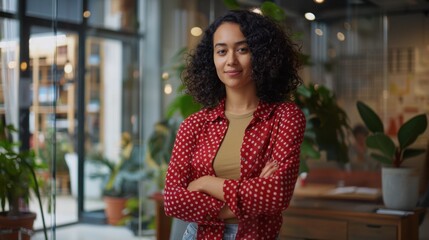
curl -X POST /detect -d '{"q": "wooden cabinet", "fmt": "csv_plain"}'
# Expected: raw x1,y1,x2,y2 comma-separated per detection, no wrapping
282,215,347,239
280,199,424,240
348,222,396,240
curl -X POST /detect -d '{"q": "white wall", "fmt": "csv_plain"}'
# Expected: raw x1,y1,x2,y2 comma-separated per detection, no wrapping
103,40,122,161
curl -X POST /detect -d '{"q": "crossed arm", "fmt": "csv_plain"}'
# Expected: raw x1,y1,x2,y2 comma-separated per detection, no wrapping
186,160,279,219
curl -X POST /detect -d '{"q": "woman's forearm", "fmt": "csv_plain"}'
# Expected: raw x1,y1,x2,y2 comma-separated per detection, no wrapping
187,175,226,201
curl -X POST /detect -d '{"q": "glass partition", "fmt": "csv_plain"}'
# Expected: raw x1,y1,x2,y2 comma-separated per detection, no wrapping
0,0,16,13
1,0,151,238
26,0,82,23
310,10,429,143
0,18,19,127
28,27,79,229
82,35,142,211
88,0,138,32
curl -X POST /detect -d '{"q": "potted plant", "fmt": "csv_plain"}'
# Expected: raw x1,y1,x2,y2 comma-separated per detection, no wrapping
356,100,428,210
118,120,179,236
89,132,151,226
0,122,48,240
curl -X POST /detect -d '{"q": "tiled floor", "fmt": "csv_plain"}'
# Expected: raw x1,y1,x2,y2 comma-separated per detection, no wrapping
30,195,104,230
32,224,155,240
30,195,156,240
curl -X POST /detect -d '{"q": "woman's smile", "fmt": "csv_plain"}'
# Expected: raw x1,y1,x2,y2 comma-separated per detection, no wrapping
224,69,242,77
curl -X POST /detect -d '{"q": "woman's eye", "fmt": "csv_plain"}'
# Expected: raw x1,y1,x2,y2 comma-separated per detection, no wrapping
216,49,226,55
238,47,249,53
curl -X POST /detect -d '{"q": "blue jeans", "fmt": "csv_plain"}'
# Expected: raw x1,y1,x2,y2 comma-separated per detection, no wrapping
182,222,238,240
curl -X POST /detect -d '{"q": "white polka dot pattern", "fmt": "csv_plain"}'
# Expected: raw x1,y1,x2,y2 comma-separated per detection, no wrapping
164,99,306,239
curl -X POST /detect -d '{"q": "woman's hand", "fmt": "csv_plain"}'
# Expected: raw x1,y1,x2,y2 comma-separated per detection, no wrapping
187,176,226,201
187,175,209,192
259,160,279,178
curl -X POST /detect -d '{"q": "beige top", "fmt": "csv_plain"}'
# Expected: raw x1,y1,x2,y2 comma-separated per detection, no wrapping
213,111,253,223
213,111,253,180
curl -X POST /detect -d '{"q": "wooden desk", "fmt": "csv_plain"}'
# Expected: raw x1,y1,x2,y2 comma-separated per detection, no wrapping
293,183,382,202
282,198,424,240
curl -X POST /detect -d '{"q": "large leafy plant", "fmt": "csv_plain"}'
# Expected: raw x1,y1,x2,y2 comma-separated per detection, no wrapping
296,83,351,165
0,122,48,239
356,101,427,167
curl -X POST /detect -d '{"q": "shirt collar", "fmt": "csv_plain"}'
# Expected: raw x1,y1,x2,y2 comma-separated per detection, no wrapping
204,99,277,122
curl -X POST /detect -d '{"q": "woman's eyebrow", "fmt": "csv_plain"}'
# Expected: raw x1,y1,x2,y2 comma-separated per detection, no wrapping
214,40,247,48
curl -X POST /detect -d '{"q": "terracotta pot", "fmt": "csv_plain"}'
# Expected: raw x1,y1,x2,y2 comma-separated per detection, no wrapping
103,196,128,225
0,211,36,240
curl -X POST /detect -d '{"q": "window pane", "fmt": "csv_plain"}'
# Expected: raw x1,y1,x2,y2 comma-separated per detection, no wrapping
28,27,79,228
88,0,138,32
26,0,82,23
0,18,19,127
0,0,17,13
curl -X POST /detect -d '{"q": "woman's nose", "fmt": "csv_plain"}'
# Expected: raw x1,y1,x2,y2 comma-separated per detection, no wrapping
226,52,237,65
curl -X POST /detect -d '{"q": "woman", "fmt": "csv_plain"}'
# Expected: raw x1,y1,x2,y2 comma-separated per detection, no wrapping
164,10,305,239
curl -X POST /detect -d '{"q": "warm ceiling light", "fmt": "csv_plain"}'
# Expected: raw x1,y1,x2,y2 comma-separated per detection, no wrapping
7,61,16,69
162,72,170,80
64,61,73,74
314,0,324,3
164,84,173,95
337,32,345,41
304,12,316,21
83,11,91,18
20,61,28,71
190,27,203,37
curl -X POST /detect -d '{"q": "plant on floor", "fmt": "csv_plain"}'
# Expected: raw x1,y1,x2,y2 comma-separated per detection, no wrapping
0,122,48,240
121,197,155,236
88,132,154,225
356,100,427,167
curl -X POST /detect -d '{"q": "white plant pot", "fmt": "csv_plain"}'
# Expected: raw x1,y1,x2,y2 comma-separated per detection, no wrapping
381,167,419,210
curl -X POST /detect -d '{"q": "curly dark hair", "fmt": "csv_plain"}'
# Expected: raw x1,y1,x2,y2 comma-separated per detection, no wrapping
182,10,303,109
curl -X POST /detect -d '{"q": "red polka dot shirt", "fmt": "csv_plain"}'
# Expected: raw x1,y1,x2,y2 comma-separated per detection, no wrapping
164,99,306,239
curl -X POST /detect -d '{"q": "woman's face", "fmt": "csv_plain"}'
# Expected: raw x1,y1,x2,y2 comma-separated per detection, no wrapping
213,22,253,91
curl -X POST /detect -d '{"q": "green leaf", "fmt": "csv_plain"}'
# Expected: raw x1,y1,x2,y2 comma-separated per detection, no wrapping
300,138,320,159
296,85,311,98
223,0,240,10
178,95,201,118
299,160,309,174
366,133,395,159
260,2,286,22
356,101,384,133
370,152,393,165
397,114,427,149
165,96,182,119
402,148,426,160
